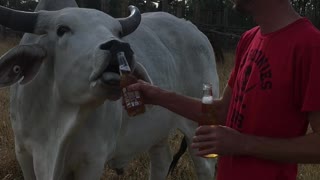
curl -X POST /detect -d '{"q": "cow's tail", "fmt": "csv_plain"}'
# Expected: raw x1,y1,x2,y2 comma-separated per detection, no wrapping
167,135,188,177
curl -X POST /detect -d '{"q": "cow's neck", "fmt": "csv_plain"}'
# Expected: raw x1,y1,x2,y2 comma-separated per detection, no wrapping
49,98,91,180
17,71,92,143
11,44,88,142
12,70,93,179
35,0,78,11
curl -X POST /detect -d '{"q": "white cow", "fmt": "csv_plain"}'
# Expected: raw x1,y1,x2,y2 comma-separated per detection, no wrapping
0,0,219,179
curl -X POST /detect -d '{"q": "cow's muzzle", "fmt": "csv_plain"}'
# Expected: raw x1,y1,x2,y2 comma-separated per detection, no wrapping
90,40,135,87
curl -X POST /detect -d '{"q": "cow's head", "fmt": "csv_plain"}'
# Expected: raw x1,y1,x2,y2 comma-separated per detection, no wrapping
0,5,151,104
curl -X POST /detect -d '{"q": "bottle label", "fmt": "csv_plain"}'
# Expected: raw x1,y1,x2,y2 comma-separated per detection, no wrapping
119,64,131,72
122,88,142,108
199,95,216,125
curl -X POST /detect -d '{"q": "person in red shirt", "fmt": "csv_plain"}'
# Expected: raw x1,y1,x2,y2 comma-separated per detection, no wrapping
126,0,320,179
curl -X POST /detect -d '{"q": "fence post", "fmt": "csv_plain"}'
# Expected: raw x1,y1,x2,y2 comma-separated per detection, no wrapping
0,25,5,40
223,7,229,33
162,0,169,12
194,0,200,23
101,0,109,13
176,1,184,18
121,0,129,17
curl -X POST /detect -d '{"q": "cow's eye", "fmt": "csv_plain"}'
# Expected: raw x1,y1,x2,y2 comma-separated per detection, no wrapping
12,65,21,74
57,25,71,37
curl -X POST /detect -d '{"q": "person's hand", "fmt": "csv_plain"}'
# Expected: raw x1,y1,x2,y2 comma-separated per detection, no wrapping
191,125,249,157
125,79,163,105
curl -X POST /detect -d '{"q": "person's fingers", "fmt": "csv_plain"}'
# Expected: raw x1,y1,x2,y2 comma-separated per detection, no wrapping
137,79,148,84
192,134,216,143
126,80,151,92
121,98,128,110
191,140,215,149
126,82,142,92
195,125,219,135
195,147,217,157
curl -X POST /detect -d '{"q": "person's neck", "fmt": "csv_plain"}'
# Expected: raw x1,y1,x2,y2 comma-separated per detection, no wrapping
253,3,302,35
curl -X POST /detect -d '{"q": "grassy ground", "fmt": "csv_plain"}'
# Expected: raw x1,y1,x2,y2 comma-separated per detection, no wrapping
0,38,320,180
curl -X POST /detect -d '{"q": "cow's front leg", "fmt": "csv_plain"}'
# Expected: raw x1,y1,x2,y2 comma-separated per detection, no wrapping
15,145,36,180
148,137,172,180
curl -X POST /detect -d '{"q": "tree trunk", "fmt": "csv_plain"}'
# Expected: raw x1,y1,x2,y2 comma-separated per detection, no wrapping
162,0,169,12
316,0,320,28
146,0,152,11
219,0,224,25
301,0,309,16
176,1,183,17
194,0,200,23
78,0,86,7
101,0,109,13
181,0,186,18
121,0,129,17
0,25,5,40
223,7,228,32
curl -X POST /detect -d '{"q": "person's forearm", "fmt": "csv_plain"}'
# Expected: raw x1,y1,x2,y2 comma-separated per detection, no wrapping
244,132,320,163
154,89,226,124
155,90,202,123
215,85,232,125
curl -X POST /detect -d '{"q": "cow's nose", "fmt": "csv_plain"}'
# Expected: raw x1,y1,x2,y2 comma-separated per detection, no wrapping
99,40,120,51
99,40,133,57
99,40,134,67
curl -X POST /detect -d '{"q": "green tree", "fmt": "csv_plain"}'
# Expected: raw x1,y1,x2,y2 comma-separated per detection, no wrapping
0,0,38,11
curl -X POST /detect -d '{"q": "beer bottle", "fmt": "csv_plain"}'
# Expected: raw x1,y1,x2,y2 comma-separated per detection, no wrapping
117,52,146,117
199,83,218,158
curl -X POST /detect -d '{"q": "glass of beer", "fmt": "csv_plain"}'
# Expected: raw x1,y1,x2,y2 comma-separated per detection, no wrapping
198,83,218,158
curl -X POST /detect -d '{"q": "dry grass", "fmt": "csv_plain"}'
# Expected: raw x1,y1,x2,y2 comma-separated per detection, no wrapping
0,38,23,180
0,38,320,180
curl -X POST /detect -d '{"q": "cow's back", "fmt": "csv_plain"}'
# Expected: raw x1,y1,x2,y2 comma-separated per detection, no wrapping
124,12,219,98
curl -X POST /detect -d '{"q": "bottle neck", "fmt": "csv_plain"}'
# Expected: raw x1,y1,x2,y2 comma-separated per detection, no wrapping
117,51,131,76
202,89,213,97
202,83,213,97
119,69,130,77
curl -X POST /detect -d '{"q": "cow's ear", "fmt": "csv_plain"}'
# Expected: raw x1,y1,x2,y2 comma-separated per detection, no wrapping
0,44,46,88
132,62,153,85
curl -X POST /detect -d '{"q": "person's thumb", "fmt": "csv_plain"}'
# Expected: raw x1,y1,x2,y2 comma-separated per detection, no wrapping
137,79,149,84
125,82,142,92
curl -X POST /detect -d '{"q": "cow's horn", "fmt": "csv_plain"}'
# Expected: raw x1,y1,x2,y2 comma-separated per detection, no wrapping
118,5,141,37
0,6,39,33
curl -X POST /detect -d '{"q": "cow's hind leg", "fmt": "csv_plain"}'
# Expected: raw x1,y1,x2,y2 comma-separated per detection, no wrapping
185,136,217,180
148,137,172,180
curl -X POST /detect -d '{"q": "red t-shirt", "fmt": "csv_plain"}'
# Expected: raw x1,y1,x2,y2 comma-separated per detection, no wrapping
217,18,320,180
